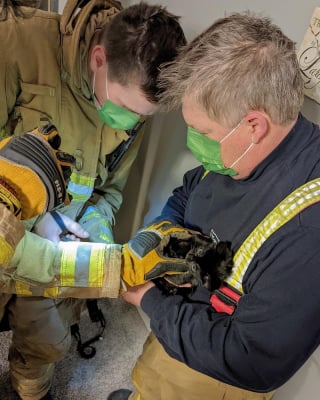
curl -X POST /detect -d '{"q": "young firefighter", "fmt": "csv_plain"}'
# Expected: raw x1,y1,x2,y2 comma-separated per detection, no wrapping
0,1,187,398
0,131,193,398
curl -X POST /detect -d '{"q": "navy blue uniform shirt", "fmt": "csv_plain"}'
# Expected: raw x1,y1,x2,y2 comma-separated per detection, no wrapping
141,114,320,392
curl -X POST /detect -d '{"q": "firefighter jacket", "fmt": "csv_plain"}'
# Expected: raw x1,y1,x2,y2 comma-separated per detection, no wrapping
0,1,144,298
0,203,122,299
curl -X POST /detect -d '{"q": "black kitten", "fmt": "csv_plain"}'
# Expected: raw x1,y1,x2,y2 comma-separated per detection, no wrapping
153,235,234,296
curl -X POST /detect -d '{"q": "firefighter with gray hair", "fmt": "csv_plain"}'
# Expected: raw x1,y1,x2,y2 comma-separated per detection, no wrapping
114,11,320,400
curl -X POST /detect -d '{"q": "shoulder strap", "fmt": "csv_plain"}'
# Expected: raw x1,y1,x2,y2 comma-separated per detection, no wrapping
226,178,320,293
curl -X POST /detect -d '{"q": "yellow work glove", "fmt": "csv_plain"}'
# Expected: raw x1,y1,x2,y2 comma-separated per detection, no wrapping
0,129,68,219
121,220,195,287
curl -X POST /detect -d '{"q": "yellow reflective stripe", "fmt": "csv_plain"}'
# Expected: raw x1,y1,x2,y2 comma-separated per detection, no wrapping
60,242,77,286
88,244,105,286
227,178,320,293
44,287,59,298
0,237,13,266
15,281,32,295
70,172,95,187
67,172,95,201
59,242,105,287
202,170,210,180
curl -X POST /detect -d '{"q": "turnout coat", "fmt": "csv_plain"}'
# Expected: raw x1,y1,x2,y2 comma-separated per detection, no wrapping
0,1,143,303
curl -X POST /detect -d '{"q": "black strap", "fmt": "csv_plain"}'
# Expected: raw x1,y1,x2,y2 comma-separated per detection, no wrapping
71,299,106,359
107,120,145,172
50,210,68,233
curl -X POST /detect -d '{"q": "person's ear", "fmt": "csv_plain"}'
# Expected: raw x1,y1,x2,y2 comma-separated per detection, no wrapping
89,45,107,73
244,111,269,144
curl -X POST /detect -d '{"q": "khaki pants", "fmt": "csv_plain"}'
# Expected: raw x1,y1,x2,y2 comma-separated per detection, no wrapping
1,294,84,400
130,334,275,400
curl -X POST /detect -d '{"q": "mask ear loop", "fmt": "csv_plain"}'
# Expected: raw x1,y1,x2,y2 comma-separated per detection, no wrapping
220,118,254,169
105,71,110,100
229,141,254,169
220,119,243,144
92,72,103,109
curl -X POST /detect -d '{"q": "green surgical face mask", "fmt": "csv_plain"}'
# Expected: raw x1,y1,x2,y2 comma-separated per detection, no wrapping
93,71,140,130
97,99,140,130
187,122,247,176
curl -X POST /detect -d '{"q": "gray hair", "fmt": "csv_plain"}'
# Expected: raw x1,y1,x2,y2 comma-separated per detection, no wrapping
158,12,304,126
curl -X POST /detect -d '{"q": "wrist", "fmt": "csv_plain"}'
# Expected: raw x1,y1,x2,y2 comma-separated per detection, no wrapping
140,284,163,314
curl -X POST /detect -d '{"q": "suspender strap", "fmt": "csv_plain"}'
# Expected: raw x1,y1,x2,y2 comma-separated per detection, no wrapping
210,178,320,314
210,283,242,315
227,178,320,294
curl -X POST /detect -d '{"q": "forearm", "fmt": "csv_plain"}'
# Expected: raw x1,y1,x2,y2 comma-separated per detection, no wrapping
3,230,122,298
141,275,320,393
140,286,272,391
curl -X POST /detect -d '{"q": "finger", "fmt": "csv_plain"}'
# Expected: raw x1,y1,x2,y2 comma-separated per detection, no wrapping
63,234,81,241
164,277,192,288
59,213,89,238
144,261,189,281
49,233,62,244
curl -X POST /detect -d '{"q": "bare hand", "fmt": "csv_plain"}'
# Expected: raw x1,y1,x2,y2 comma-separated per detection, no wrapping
34,211,89,243
122,281,155,307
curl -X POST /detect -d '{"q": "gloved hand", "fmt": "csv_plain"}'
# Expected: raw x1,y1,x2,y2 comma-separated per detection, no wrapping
0,130,68,219
121,220,195,287
78,205,114,243
33,210,89,243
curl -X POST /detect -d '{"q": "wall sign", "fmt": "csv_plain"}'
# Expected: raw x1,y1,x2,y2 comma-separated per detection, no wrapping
298,7,320,104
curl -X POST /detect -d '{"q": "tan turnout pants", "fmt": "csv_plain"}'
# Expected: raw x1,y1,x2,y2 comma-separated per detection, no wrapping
1,294,84,400
129,333,275,400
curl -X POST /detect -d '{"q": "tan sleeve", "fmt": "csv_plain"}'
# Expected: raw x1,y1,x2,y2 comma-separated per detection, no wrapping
2,230,122,299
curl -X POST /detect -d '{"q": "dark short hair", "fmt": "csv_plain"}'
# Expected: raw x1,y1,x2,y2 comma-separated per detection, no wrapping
99,1,186,103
